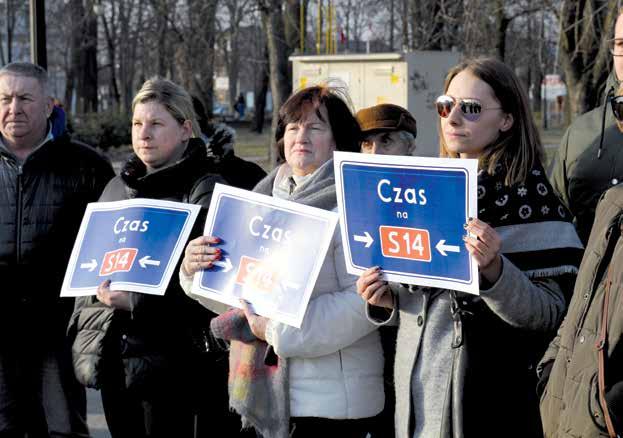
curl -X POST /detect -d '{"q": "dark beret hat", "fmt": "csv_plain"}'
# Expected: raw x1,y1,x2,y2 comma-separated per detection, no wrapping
355,104,417,138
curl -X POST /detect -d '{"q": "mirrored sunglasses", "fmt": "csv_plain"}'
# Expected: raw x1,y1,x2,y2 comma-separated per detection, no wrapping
611,95,623,122
435,95,502,122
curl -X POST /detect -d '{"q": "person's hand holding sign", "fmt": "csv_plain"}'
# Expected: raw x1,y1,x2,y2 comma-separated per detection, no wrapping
240,299,269,341
96,279,131,311
463,218,502,284
356,266,394,309
181,235,222,276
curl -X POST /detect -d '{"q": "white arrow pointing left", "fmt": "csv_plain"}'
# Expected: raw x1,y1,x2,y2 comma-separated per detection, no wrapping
139,256,161,268
213,258,233,273
80,259,98,272
435,240,461,257
354,231,374,248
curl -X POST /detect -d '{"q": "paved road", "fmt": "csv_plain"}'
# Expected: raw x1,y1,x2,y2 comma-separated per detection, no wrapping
87,389,111,438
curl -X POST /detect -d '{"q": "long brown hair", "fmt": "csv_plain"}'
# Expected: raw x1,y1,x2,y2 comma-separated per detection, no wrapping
439,57,544,186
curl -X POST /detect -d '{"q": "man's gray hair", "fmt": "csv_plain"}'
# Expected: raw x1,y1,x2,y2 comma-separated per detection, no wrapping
0,62,49,95
395,130,417,153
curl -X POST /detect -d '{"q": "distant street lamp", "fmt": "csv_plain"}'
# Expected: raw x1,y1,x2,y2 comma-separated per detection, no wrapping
29,0,47,69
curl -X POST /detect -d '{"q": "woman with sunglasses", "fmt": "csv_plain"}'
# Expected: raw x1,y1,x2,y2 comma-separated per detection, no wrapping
356,57,583,438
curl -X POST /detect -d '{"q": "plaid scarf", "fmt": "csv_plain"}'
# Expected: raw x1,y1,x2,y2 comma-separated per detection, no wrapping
210,309,289,438
477,161,583,278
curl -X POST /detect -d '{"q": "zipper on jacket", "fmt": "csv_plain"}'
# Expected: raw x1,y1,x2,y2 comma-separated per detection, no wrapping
15,164,22,265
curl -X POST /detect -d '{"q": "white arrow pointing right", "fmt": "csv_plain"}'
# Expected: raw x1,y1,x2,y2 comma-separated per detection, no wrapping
213,257,233,273
354,231,374,248
435,239,461,257
80,259,98,272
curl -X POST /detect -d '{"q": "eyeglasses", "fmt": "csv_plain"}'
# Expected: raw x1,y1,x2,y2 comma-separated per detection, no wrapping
607,38,623,56
435,95,503,122
611,95,623,121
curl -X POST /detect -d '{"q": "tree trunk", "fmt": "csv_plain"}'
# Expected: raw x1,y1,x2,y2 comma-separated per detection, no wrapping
389,0,394,51
259,0,291,167
119,0,140,111
101,7,121,111
65,0,83,114
79,1,98,113
402,0,409,50
494,0,510,61
67,0,99,114
199,0,218,119
252,44,269,133
156,2,170,77
284,0,301,53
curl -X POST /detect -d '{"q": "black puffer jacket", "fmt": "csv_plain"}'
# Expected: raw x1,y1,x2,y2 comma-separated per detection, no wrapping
69,138,224,398
0,133,114,344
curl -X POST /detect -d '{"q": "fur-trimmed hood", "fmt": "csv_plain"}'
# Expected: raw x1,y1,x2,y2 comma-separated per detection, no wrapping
202,122,235,159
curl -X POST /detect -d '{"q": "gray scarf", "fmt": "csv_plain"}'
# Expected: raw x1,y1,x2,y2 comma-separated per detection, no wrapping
254,159,338,210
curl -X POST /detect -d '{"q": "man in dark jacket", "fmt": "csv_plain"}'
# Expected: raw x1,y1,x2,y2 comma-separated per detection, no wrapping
550,11,623,245
0,62,114,437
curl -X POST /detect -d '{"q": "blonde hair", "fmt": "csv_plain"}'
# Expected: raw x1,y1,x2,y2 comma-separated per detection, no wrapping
439,57,543,186
132,77,199,137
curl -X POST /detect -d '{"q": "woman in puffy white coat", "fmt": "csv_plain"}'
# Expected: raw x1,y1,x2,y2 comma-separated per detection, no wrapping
179,84,384,438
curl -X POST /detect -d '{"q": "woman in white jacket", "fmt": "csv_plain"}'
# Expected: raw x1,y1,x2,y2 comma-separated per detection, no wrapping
179,84,384,438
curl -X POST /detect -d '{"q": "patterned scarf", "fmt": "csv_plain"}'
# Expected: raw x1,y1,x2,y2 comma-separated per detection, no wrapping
210,310,289,438
477,161,583,278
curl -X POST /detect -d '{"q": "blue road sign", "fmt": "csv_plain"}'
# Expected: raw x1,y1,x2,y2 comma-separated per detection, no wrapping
192,184,338,328
61,199,200,296
334,152,479,295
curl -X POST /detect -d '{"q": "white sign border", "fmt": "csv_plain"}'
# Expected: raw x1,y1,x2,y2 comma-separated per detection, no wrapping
334,151,479,295
191,183,339,328
61,198,201,297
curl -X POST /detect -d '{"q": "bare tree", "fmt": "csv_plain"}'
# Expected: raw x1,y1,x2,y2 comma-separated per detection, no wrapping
252,42,269,133
65,0,98,114
258,0,291,166
219,0,253,111
0,1,28,64
558,0,617,116
100,1,121,110
118,0,144,111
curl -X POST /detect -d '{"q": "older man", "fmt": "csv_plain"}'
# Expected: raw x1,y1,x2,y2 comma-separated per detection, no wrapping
355,103,416,438
550,10,623,244
0,62,114,437
356,103,417,156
